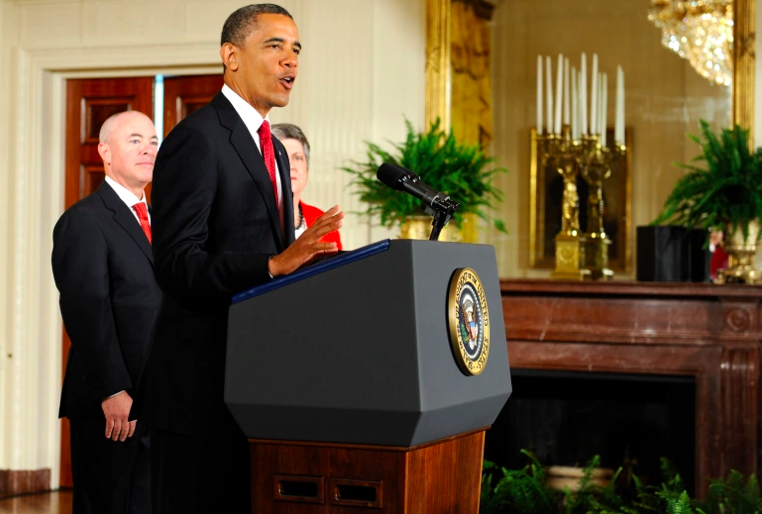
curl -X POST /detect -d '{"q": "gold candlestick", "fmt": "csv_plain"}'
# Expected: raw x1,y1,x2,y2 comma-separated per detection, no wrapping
578,138,626,280
538,127,590,280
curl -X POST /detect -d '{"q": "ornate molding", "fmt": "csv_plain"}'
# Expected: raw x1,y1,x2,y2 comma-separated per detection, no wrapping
725,307,752,333
733,0,756,142
425,0,451,130
453,0,497,20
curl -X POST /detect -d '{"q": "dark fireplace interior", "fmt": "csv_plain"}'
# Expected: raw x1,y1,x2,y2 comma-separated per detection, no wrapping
484,369,696,495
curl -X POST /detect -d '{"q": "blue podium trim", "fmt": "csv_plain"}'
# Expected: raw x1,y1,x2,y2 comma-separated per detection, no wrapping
231,239,391,304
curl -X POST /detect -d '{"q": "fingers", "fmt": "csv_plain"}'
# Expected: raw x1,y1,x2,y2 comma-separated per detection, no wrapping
113,420,124,442
127,420,137,439
105,418,114,439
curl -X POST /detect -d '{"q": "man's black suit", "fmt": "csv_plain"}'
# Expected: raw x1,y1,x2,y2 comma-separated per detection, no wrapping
52,181,162,514
134,92,295,513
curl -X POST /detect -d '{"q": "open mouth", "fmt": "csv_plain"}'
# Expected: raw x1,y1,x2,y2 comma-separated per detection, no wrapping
280,76,295,90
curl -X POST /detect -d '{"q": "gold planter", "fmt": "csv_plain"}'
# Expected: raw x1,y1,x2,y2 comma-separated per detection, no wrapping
716,219,762,284
399,215,470,243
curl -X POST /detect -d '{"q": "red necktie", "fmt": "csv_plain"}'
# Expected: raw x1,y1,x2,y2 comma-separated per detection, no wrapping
132,203,152,244
257,120,279,205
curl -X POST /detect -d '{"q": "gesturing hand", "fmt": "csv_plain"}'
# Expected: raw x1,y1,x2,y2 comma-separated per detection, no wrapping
101,390,136,442
268,205,344,277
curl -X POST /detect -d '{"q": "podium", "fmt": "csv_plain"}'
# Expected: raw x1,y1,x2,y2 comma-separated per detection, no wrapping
226,240,512,513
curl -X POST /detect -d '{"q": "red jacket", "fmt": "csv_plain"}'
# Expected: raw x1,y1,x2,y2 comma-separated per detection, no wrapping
301,201,343,250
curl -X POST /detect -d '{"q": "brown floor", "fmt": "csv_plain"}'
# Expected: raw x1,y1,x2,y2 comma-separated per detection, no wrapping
0,491,72,514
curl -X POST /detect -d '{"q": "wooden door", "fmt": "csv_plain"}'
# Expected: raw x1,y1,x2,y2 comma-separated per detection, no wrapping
163,74,224,136
60,77,154,487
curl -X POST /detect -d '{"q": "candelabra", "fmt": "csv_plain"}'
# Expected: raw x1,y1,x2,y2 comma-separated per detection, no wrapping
537,128,626,280
579,137,626,280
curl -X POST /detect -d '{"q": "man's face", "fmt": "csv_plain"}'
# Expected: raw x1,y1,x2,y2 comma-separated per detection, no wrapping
99,112,158,192
281,138,309,198
233,14,300,116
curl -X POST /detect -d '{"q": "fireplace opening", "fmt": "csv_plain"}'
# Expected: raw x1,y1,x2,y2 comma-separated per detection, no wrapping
484,369,696,495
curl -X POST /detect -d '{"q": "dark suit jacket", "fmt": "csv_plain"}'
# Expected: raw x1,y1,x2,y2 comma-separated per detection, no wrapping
134,92,295,438
52,181,162,419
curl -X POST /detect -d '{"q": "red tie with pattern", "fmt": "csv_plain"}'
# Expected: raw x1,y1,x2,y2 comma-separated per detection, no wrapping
132,203,152,244
257,120,279,205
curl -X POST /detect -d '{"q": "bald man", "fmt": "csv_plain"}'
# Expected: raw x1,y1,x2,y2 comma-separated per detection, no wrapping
52,111,162,514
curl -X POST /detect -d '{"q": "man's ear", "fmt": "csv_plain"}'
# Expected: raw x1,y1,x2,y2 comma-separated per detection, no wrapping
97,142,110,164
220,43,240,72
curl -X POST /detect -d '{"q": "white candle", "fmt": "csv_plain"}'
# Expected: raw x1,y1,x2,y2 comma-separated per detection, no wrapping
580,53,588,135
601,73,609,148
563,57,570,126
615,65,625,145
546,56,553,135
590,53,598,135
537,55,543,134
571,66,578,140
555,54,563,134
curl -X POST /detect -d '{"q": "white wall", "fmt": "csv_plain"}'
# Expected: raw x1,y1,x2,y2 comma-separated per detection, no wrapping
0,0,425,486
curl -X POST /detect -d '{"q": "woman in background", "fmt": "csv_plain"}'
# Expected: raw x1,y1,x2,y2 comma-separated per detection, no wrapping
272,123,343,250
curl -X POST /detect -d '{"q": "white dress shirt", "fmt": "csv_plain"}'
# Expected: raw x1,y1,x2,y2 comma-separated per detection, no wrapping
221,84,285,229
105,175,150,225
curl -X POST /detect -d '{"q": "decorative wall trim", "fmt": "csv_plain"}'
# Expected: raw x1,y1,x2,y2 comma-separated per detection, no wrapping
425,0,451,130
734,0,756,141
0,469,51,497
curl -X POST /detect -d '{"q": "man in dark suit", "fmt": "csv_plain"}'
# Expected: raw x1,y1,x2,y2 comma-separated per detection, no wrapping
133,4,344,513
52,110,161,514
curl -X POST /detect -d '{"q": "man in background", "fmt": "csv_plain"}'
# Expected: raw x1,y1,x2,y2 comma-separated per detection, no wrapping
134,4,343,513
52,111,161,514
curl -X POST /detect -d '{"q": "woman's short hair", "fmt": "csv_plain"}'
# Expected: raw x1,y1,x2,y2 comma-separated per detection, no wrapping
271,123,310,167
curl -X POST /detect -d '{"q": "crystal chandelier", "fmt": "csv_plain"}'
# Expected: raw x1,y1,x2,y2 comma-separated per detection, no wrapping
648,0,734,86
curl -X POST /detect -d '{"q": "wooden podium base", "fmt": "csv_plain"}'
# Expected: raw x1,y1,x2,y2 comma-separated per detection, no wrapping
249,428,487,513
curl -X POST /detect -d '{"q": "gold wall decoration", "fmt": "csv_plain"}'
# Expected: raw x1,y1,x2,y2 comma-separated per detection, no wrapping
733,0,756,142
451,0,493,148
425,0,452,130
529,128,633,272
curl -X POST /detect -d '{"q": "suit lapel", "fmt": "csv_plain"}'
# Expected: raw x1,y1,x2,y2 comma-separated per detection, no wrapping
97,182,154,266
212,93,286,251
273,136,296,247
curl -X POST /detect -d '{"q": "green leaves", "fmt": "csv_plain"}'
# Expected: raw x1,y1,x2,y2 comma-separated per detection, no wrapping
480,454,762,514
653,120,762,243
343,118,509,232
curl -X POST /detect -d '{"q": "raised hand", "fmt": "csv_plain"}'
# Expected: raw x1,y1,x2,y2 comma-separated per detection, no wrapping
268,205,344,277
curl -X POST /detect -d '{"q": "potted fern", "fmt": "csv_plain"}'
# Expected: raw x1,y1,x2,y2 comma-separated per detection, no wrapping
652,120,762,284
343,119,508,242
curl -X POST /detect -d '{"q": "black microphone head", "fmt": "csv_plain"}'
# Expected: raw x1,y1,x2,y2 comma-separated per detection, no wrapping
377,162,409,191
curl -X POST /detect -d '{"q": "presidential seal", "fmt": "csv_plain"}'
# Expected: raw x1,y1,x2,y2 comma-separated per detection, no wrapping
447,267,490,376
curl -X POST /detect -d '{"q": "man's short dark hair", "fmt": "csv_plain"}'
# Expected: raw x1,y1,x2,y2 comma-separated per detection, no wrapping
221,4,293,48
271,123,310,167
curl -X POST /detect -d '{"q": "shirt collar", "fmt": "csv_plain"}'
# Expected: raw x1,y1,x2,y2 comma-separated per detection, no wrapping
105,175,146,209
221,84,270,136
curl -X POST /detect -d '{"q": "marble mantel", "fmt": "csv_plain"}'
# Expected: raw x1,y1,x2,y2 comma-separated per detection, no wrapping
501,279,762,498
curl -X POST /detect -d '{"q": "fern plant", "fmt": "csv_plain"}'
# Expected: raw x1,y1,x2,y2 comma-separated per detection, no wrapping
652,120,762,243
480,452,762,514
342,118,508,232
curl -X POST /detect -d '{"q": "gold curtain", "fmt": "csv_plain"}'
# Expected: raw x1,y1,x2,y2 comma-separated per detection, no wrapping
450,0,493,148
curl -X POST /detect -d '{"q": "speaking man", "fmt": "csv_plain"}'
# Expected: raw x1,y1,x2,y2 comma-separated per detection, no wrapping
133,4,344,513
52,110,160,514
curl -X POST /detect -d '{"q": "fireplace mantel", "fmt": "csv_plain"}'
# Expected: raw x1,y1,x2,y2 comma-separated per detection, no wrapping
501,279,762,498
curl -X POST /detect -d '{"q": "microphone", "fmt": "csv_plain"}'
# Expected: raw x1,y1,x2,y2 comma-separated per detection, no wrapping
376,163,458,213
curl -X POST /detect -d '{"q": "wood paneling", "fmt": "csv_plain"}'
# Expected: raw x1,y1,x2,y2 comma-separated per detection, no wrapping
162,75,223,137
250,429,485,513
501,279,762,498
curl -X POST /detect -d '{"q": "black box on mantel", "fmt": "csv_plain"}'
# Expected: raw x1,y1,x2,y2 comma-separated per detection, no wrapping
637,226,711,282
